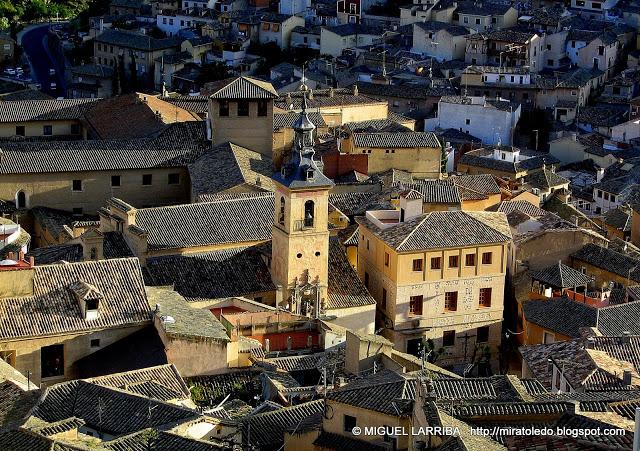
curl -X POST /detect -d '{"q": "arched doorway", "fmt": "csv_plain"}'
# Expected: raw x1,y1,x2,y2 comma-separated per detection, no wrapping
16,191,26,209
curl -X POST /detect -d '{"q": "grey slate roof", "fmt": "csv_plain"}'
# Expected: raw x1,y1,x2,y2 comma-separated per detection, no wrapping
597,301,640,335
27,231,133,264
241,399,324,448
357,210,511,252
144,245,275,301
95,29,184,51
0,98,98,123
529,262,593,288
604,207,632,232
324,23,384,37
33,381,198,436
497,200,548,218
134,193,274,250
352,132,440,149
327,238,376,309
571,243,640,283
522,297,598,338
208,76,278,99
274,111,326,129
0,122,208,174
415,21,470,36
0,258,151,340
326,369,415,416
526,169,570,190
105,429,224,450
459,148,558,174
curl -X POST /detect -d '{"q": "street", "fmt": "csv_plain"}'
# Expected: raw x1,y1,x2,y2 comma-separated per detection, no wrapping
20,24,67,97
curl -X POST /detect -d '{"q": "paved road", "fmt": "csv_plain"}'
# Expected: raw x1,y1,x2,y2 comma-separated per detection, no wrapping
21,24,67,97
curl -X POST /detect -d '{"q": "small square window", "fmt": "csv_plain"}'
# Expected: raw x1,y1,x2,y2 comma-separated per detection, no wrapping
344,414,356,432
443,330,455,347
465,118,470,125
72,179,83,191
449,255,459,268
482,252,492,265
479,287,492,307
413,258,423,272
111,175,121,187
71,123,81,135
142,174,153,185
410,295,423,315
477,326,489,343
90,338,101,348
444,291,458,311
384,252,390,267
168,173,180,185
15,125,25,136
465,254,476,266
43,125,53,136
72,207,83,216
431,257,441,270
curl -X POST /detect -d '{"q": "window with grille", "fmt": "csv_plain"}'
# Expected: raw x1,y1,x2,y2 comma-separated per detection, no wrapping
479,288,492,307
449,255,459,268
465,254,476,266
409,295,423,315
431,257,441,270
482,252,492,264
413,258,423,271
444,291,458,311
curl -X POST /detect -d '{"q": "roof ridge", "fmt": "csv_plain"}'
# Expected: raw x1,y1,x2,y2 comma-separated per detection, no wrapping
395,214,431,250
460,210,511,240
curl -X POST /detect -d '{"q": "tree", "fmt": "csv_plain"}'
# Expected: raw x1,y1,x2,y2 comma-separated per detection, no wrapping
197,61,229,84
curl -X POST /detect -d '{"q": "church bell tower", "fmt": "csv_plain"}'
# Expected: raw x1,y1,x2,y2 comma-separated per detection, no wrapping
270,94,334,318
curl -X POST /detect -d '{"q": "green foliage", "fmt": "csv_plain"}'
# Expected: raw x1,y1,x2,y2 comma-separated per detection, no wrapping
197,61,230,84
423,338,444,364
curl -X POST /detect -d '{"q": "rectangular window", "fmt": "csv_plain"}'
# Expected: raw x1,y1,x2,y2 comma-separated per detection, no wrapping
449,255,459,268
364,272,369,288
409,295,423,315
258,100,268,116
384,252,390,267
70,123,81,135
15,125,25,136
444,291,458,311
465,118,470,125
344,414,356,432
604,193,609,201
142,174,153,185
611,195,616,202
72,207,83,216
90,338,101,348
597,190,603,198
413,258,423,272
479,288,492,307
482,252,492,264
72,179,82,191
219,100,229,116
41,344,64,378
465,254,476,266
443,330,455,347
168,173,180,185
111,175,121,187
382,288,387,310
43,125,53,136
477,326,489,343
430,257,441,270
237,100,249,116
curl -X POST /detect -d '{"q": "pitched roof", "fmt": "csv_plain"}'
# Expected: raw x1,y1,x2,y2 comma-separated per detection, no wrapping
208,76,278,99
0,122,208,175
33,381,198,436
27,231,133,264
597,301,640,335
83,93,199,139
529,262,593,288
273,111,326,129
105,429,225,450
95,28,184,51
326,370,415,416
523,297,598,338
526,169,570,190
241,399,323,448
0,98,98,123
497,200,547,218
357,210,511,252
188,142,275,197
0,258,151,340
144,245,275,301
571,243,640,283
352,132,440,148
134,193,274,250
415,20,470,36
313,431,389,451
327,238,376,309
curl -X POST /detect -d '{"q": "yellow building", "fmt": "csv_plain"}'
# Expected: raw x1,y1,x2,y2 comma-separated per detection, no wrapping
356,190,512,370
341,131,443,177
207,76,278,157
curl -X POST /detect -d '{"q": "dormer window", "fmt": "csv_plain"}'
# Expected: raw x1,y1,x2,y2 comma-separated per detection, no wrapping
306,169,314,180
69,281,103,320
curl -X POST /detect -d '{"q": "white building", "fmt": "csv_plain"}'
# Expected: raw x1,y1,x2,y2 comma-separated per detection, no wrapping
411,21,471,62
430,95,521,145
279,0,310,16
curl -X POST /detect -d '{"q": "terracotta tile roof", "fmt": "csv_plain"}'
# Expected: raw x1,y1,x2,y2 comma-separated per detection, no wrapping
522,297,598,338
84,93,200,139
0,258,151,340
105,429,225,450
529,262,593,288
327,238,376,309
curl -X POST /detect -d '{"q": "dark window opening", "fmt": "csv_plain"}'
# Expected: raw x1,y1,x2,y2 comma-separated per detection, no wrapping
482,252,492,264
445,291,458,311
431,257,441,270
15,125,25,136
16,191,26,209
237,100,249,116
258,100,268,116
304,200,314,227
72,180,82,191
443,330,455,347
142,174,153,185
219,100,229,116
413,258,423,272
479,287,492,307
410,295,423,315
477,326,489,343
344,414,356,432
279,197,285,225
41,344,64,378
43,125,53,136
111,175,121,187
168,173,180,185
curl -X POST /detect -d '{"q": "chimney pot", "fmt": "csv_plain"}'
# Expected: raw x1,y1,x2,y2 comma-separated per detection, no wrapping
29,256,35,267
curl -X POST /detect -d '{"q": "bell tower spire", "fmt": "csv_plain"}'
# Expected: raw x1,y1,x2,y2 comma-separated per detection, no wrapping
270,93,334,318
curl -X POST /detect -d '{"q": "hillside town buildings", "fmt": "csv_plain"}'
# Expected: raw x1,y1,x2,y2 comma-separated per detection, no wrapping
5,0,640,447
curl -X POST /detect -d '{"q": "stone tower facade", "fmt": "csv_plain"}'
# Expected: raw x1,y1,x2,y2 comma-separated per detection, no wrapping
270,94,334,318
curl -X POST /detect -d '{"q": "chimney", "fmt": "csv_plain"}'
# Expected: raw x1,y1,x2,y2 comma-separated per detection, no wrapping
328,87,334,97
352,84,358,96
621,331,631,345
80,229,104,261
596,167,605,183
399,190,423,222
